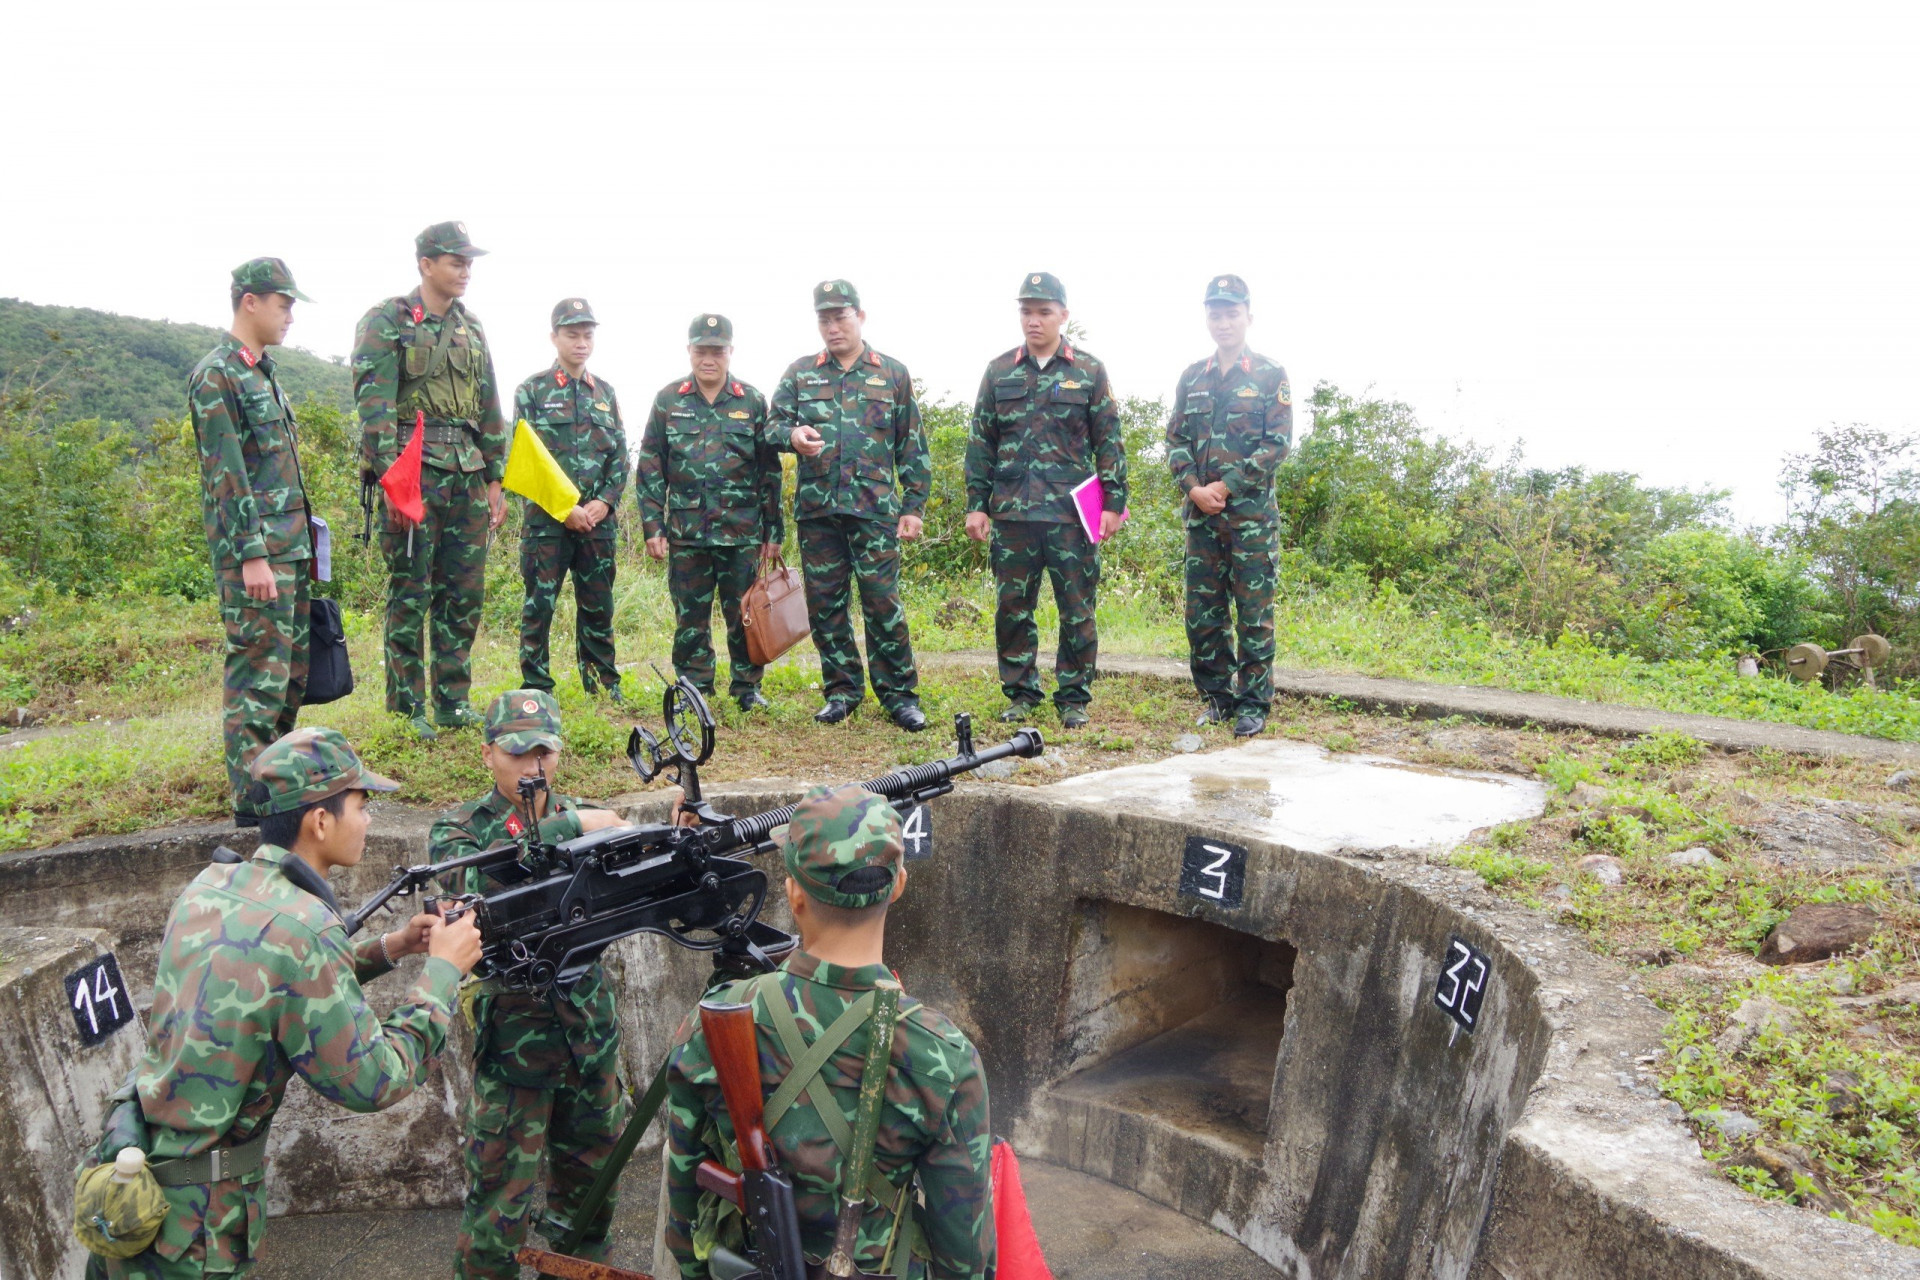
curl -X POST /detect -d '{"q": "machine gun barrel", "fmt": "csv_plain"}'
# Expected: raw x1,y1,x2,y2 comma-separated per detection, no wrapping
719,725,1043,851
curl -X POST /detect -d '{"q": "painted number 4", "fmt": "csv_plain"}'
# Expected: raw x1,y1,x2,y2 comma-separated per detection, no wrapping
1433,936,1491,1035
65,953,134,1047
901,803,933,862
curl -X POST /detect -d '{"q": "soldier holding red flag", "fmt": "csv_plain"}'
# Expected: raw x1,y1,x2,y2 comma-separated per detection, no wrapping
351,221,509,741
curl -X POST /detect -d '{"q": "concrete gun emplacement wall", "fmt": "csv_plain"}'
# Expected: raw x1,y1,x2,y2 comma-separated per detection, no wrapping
3,758,1916,1279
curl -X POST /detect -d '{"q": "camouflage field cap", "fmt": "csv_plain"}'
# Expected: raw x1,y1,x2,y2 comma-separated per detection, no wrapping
1016,271,1067,305
689,313,733,347
813,279,861,312
1204,273,1251,305
416,220,489,259
231,257,313,303
780,784,903,910
552,297,597,328
486,689,562,754
247,727,399,816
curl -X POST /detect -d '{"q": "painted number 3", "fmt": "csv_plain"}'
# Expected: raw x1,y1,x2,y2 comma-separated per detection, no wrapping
1198,845,1233,899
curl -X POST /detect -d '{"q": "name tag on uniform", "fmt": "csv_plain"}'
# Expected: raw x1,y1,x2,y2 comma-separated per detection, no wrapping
670,410,696,418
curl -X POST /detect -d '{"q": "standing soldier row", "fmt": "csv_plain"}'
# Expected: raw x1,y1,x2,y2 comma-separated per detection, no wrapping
194,237,1293,794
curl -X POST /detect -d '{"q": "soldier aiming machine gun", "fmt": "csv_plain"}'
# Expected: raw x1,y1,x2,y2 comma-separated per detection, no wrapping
346,677,1043,989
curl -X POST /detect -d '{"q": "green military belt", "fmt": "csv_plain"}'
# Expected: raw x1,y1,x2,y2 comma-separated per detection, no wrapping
149,1126,271,1187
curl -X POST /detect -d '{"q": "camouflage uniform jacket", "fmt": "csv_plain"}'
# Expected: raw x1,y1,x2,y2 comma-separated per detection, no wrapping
186,335,313,569
767,345,929,524
1165,350,1293,525
664,951,993,1280
512,364,629,541
135,843,460,1269
352,288,507,480
964,342,1128,524
635,375,782,547
429,789,620,1088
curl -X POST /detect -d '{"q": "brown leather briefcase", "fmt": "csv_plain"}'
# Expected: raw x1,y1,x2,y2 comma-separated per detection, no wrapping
741,557,809,666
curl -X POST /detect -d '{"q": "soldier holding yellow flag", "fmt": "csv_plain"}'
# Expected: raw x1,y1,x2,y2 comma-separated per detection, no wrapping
507,298,628,701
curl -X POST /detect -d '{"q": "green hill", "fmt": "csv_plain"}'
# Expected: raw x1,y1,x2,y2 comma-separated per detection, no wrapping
0,297,350,428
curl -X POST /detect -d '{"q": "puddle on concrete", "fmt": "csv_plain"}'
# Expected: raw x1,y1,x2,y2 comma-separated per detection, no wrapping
1043,740,1545,853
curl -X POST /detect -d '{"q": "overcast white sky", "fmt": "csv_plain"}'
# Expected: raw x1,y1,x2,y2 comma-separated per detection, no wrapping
4,0,1914,525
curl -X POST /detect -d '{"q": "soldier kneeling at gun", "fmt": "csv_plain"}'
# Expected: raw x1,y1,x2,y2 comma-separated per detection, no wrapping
663,785,995,1279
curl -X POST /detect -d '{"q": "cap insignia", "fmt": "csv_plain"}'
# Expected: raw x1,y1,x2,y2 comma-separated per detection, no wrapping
820,281,832,291
705,316,717,326
1031,275,1042,284
456,222,467,234
522,698,539,714
1218,277,1230,287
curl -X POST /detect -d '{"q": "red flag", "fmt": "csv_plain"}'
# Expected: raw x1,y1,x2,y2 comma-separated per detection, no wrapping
991,1140,1053,1280
380,410,426,524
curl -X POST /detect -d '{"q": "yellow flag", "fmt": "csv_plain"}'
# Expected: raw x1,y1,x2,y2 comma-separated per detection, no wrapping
502,420,581,521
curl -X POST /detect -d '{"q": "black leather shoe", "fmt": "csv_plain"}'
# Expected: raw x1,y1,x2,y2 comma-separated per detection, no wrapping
999,703,1039,723
1233,711,1268,738
737,690,771,713
890,704,929,732
814,700,855,725
233,809,260,829
1197,700,1232,727
1059,706,1090,730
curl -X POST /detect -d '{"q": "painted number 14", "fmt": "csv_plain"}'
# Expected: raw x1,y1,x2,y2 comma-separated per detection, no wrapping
72,963,123,1036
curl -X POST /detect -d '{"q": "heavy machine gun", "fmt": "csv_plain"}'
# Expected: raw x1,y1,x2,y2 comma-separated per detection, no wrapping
344,678,1044,990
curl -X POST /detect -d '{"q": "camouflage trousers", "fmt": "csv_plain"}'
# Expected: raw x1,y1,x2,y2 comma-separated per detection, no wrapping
520,532,618,695
1185,516,1278,713
798,515,919,710
454,1061,628,1280
216,561,309,813
991,518,1099,709
668,543,763,700
379,467,488,718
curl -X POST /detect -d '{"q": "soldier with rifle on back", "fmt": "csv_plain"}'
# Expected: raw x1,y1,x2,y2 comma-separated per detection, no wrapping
663,784,996,1279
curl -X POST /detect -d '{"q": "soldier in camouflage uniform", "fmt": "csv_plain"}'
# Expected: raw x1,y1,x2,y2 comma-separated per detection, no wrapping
636,313,783,711
1166,274,1293,738
101,728,482,1278
512,298,629,700
769,281,931,732
664,785,994,1279
352,221,509,741
188,258,316,827
963,273,1128,730
428,690,632,1279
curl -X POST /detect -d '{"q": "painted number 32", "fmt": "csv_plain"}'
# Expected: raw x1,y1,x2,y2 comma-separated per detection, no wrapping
65,953,134,1047
1432,936,1491,1032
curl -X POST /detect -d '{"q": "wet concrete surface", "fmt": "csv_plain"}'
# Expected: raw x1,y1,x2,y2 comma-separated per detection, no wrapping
1043,738,1545,852
253,1154,1277,1278
1049,985,1287,1158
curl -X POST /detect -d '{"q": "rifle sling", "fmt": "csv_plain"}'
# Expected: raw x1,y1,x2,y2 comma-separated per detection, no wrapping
755,975,898,1210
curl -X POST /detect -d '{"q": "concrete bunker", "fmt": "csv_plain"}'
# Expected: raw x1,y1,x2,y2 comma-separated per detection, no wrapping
5,744,1917,1278
1050,900,1296,1159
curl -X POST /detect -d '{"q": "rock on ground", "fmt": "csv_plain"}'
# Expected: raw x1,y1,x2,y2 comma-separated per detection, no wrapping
1757,904,1880,966
1578,854,1624,887
1747,805,1893,870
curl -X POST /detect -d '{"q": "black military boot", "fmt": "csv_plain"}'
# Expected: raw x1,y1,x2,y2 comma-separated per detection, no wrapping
1233,710,1268,738
814,699,855,725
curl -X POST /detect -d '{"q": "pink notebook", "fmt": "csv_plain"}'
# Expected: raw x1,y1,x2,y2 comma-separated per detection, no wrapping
1070,474,1129,543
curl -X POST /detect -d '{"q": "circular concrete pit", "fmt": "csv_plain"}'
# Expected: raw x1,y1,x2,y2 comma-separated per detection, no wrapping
2,741,1915,1279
